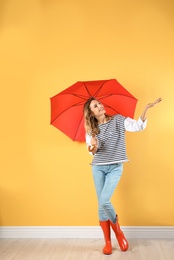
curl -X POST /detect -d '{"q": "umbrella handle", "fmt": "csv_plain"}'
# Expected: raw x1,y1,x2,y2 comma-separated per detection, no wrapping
88,145,95,152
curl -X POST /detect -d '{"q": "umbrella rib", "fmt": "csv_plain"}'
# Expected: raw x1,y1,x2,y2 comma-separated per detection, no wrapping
83,83,93,97
93,82,107,97
79,82,107,98
98,93,136,100
51,102,85,124
102,103,119,114
71,93,90,100
59,93,91,100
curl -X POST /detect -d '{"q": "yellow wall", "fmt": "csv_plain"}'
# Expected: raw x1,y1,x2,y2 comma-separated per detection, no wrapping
0,0,174,226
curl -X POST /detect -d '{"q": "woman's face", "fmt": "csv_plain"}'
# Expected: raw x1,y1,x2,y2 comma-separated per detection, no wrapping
89,99,106,118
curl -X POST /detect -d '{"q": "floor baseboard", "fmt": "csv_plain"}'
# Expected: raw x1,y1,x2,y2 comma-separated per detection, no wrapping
0,226,174,239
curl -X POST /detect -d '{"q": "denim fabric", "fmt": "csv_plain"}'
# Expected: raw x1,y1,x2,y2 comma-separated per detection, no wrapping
92,163,123,222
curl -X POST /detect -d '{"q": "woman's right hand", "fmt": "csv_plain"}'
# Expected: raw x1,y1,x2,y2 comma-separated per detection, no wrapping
88,135,98,152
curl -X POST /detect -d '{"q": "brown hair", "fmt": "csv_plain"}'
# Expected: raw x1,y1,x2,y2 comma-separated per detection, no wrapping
83,97,111,136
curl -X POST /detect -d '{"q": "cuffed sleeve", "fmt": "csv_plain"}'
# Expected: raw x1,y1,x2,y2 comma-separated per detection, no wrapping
124,117,147,132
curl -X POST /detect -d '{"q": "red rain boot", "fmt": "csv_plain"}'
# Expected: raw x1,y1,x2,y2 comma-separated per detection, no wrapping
99,220,112,255
109,215,129,251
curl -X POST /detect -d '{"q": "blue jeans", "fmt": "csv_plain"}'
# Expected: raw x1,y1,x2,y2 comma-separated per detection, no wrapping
92,163,123,223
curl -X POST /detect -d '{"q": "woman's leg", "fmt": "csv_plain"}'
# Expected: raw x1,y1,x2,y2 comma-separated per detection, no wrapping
109,215,129,251
92,163,123,222
92,163,123,254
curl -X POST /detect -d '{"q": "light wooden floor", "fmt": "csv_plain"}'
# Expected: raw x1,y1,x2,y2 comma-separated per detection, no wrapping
0,238,174,260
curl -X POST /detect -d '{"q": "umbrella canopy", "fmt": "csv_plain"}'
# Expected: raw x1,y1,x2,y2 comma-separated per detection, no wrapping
50,79,138,142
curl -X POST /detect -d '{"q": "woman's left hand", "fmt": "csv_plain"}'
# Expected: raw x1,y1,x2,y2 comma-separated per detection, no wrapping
145,97,162,109
140,97,162,121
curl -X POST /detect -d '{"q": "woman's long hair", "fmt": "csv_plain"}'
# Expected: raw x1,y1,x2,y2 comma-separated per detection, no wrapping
83,97,111,136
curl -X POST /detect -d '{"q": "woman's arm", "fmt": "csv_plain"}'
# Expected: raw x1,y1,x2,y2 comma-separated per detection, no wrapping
125,97,162,132
140,97,162,122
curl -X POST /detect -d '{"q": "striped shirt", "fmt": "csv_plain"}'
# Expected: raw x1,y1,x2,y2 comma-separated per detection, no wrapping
86,115,147,165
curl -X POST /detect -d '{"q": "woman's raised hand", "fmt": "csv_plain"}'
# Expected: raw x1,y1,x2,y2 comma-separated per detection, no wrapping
140,97,162,121
145,97,162,109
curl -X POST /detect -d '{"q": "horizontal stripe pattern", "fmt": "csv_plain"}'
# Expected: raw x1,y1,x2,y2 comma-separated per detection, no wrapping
91,114,128,165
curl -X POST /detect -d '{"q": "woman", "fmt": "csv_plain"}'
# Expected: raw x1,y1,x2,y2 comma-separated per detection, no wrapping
83,97,161,255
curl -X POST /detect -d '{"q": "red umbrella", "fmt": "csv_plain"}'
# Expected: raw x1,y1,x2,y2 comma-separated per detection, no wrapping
50,79,138,142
